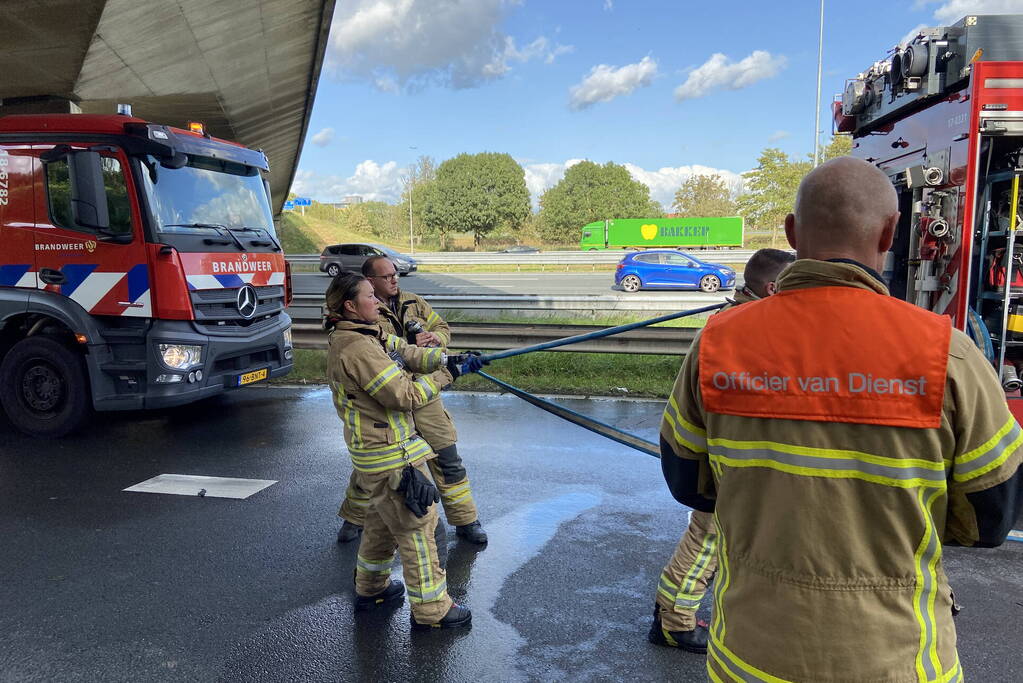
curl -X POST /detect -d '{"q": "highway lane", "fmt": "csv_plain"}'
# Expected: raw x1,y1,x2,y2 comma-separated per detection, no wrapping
0,388,1020,682
294,271,744,297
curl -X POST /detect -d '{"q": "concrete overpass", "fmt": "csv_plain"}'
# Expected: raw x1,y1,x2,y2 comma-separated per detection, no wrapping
0,0,336,213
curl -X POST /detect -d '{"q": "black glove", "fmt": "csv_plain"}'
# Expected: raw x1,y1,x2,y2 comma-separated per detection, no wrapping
396,463,440,518
445,354,463,380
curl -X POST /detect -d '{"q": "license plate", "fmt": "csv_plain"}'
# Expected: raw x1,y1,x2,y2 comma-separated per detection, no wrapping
238,368,269,386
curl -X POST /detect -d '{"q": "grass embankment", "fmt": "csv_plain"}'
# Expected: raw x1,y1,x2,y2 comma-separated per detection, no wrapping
280,349,682,399
279,210,405,254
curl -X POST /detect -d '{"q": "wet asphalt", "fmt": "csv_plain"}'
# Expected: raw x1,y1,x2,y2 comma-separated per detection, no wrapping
0,387,1020,682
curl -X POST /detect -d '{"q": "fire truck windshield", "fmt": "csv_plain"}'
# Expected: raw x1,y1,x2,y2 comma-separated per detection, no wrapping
141,155,277,245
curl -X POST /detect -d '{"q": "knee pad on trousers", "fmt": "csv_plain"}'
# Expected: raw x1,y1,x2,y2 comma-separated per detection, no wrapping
433,444,467,482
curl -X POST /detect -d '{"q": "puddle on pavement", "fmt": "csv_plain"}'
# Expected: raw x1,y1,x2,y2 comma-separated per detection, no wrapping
436,489,602,681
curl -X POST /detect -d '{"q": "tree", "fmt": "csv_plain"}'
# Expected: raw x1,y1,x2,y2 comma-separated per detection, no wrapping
735,135,852,245
736,149,809,234
399,156,437,249
672,174,736,217
421,152,530,249
538,161,660,243
820,134,852,162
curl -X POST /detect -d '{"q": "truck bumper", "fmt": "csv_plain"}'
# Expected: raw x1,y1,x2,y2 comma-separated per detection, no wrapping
92,313,293,411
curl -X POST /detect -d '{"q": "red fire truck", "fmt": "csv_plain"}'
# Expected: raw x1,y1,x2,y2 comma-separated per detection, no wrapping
836,13,1023,418
0,109,293,437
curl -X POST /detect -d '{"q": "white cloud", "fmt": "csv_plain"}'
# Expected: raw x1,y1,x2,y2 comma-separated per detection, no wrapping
925,0,1022,23
603,0,613,9
522,159,586,203
310,127,335,147
326,0,572,90
522,159,744,210
623,163,745,209
568,56,658,110
674,50,787,101
768,130,790,142
291,160,405,204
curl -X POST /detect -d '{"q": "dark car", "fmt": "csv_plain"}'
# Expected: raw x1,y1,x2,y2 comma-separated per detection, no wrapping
497,245,540,254
614,249,735,293
319,243,417,278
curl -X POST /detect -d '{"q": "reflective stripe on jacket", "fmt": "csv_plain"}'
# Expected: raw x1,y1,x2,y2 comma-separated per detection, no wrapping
327,319,453,472
661,259,1022,683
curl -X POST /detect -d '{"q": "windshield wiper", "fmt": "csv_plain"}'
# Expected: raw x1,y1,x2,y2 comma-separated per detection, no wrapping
229,226,282,252
164,222,229,231
163,223,248,251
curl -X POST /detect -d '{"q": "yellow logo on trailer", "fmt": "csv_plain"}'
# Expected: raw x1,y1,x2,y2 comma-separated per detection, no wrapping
640,224,658,240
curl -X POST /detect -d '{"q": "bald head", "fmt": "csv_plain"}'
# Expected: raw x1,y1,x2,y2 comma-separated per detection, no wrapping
784,157,899,271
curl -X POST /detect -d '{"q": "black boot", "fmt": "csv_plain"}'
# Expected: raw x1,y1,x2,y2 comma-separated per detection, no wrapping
355,580,405,611
455,520,488,545
337,520,363,544
411,603,472,630
648,606,709,654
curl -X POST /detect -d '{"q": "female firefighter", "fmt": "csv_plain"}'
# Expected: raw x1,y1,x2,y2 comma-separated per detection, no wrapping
324,272,475,629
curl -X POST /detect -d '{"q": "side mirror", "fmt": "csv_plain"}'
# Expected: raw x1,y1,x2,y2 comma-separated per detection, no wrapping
68,150,110,230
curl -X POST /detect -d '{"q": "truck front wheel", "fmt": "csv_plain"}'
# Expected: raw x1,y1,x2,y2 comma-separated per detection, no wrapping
0,336,92,438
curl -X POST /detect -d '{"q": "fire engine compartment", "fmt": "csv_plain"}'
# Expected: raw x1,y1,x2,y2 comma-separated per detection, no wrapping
840,14,1023,397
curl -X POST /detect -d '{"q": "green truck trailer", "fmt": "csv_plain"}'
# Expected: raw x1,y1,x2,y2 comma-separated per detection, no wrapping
579,216,744,250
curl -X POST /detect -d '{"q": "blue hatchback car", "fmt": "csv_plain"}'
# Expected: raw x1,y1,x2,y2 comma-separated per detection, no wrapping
614,250,736,293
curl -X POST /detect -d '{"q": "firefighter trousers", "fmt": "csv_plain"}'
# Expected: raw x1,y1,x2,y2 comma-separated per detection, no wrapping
655,509,718,632
340,397,479,527
353,459,453,624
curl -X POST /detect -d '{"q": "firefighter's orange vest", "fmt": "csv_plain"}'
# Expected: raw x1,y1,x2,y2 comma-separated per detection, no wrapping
699,286,951,429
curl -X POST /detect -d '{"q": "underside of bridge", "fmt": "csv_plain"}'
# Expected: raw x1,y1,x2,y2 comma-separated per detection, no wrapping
0,0,335,214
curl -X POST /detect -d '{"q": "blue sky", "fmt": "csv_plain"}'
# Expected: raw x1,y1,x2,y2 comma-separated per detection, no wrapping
291,0,1018,209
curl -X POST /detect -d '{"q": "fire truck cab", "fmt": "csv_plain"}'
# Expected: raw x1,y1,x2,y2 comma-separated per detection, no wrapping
836,13,1023,418
0,110,293,437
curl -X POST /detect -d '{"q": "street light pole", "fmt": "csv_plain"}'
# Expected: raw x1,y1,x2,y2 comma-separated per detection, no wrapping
813,0,825,167
408,166,414,255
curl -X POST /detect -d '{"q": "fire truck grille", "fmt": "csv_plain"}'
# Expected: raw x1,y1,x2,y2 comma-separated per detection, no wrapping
190,285,285,335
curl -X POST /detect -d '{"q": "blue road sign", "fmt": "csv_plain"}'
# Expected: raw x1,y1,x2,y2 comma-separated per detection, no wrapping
293,197,312,206
283,201,295,210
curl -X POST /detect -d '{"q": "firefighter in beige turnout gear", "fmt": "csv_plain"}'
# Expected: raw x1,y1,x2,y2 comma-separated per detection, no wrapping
662,158,1022,681
650,248,795,653
337,255,487,546
326,272,476,629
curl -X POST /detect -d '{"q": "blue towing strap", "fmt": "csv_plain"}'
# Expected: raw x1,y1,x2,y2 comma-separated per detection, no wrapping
473,302,725,457
477,371,660,458
479,302,725,363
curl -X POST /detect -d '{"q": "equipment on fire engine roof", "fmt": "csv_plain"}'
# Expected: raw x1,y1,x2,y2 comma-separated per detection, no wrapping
836,14,1023,134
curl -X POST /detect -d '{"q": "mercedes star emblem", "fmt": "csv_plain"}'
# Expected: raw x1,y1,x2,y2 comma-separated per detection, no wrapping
236,285,258,319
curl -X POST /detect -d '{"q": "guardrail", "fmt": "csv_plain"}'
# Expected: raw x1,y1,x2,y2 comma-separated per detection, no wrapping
290,321,696,355
288,292,725,320
287,249,757,266
287,292,711,354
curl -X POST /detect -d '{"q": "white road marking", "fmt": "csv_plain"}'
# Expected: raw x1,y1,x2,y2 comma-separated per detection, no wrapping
124,474,276,499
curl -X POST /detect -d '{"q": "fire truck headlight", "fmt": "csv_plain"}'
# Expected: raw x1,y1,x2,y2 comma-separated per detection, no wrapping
283,328,293,348
159,344,203,370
